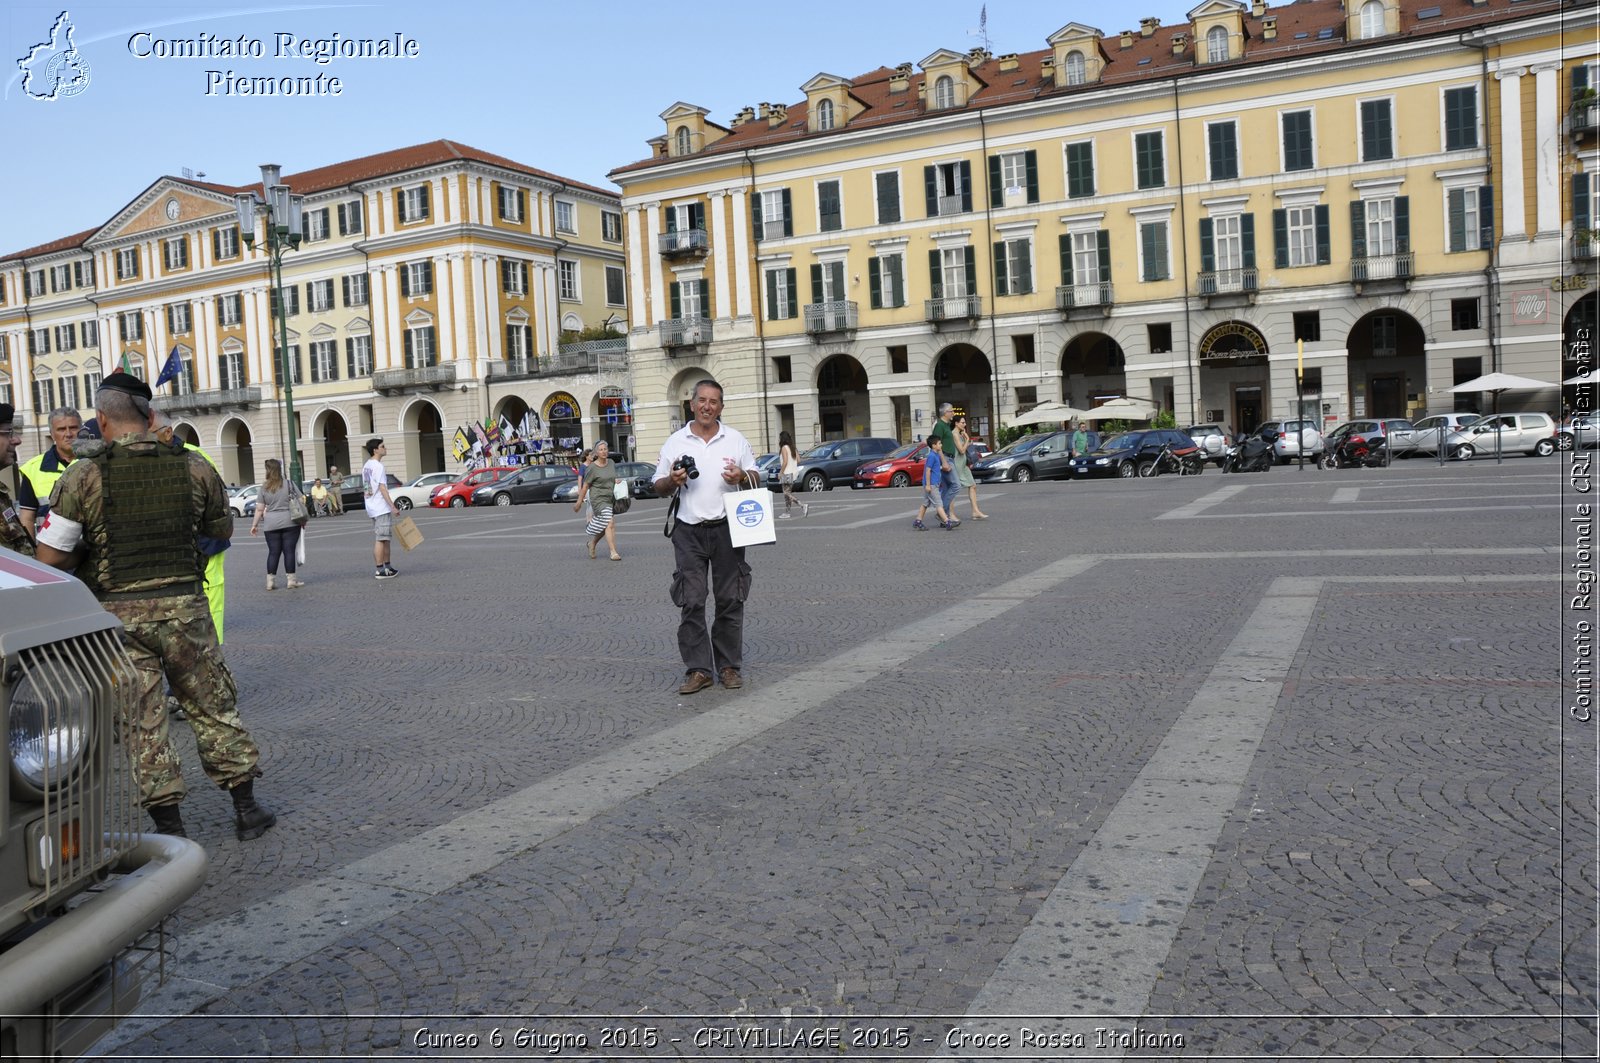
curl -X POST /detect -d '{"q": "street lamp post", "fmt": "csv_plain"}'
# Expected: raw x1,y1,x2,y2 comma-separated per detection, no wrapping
235,164,305,484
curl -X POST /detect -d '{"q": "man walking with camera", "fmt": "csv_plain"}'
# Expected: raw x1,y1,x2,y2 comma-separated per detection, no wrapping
653,379,760,695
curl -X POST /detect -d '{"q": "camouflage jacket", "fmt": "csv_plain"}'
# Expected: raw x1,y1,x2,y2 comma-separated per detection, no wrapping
0,478,34,556
43,433,233,601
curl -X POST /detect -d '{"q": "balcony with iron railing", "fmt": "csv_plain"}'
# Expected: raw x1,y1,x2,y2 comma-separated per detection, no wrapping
1573,99,1598,136
1575,234,1600,262
924,294,983,326
660,317,712,351
936,194,965,217
372,363,456,393
1056,282,1114,314
658,228,710,257
487,339,628,381
803,301,858,336
1351,252,1414,284
1196,267,1258,297
159,386,263,413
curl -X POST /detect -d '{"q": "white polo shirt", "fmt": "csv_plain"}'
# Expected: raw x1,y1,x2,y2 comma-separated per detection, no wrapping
654,421,757,525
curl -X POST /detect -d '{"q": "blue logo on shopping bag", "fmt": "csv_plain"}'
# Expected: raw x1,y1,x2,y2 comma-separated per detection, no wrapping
734,497,767,527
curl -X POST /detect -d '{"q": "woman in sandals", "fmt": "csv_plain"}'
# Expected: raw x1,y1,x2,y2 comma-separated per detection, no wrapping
574,439,622,561
952,414,989,520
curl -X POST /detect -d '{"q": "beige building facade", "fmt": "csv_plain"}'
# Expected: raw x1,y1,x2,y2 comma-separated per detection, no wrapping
0,141,629,485
611,0,1598,458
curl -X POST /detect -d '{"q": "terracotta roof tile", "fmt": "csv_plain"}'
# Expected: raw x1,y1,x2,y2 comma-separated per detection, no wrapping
610,0,1561,178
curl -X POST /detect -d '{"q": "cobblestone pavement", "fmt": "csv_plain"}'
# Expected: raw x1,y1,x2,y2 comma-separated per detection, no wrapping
94,456,1593,1061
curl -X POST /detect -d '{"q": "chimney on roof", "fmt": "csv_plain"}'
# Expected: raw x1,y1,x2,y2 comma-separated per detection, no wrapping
1172,32,1187,55
998,52,1019,71
889,65,910,93
1140,17,1160,37
758,102,771,120
1261,16,1277,39
767,103,787,127
967,46,991,64
1251,0,1267,16
730,106,756,128
1039,55,1054,78
1120,30,1135,49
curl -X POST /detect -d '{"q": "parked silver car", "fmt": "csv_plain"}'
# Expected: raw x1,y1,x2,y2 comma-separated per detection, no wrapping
1184,423,1232,466
1257,419,1324,463
1442,412,1558,459
1387,413,1482,457
1556,416,1600,451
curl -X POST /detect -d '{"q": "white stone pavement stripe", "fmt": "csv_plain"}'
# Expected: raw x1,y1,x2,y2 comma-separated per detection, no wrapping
943,571,1561,1062
117,555,1105,1031
1331,487,1361,504
1185,503,1566,519
1153,483,1246,520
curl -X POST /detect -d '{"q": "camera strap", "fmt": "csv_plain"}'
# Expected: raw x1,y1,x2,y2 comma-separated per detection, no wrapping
662,491,680,538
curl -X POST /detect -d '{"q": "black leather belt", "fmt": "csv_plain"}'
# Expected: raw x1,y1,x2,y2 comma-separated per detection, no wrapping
688,517,727,527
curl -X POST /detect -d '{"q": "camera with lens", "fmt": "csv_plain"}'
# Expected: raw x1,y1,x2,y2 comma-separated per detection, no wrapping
672,454,699,480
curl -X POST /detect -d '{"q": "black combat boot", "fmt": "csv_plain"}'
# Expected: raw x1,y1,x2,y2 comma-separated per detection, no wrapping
229,780,277,840
147,803,188,838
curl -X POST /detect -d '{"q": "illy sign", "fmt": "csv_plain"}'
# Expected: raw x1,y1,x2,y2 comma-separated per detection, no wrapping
1512,290,1549,325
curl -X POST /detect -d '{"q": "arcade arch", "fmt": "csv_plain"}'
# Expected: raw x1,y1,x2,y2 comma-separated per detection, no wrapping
934,343,994,441
1059,332,1128,415
219,417,254,486
1344,309,1425,419
310,407,350,481
815,354,871,441
1195,321,1271,436
400,398,446,478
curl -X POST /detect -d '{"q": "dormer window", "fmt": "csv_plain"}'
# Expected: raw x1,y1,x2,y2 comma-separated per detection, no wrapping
816,98,835,131
1064,51,1086,85
933,75,956,109
1206,25,1229,63
674,126,692,156
1360,0,1385,39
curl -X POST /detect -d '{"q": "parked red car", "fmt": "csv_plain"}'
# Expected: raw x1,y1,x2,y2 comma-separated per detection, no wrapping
429,466,521,508
853,442,930,489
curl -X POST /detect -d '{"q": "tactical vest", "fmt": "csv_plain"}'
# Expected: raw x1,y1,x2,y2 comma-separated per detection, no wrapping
92,443,203,596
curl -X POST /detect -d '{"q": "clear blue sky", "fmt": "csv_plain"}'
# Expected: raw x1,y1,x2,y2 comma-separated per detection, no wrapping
2,0,1200,255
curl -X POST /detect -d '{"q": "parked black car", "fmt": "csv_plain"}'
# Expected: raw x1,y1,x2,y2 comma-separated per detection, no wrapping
472,465,578,505
767,437,900,492
971,431,1076,482
1067,429,1202,478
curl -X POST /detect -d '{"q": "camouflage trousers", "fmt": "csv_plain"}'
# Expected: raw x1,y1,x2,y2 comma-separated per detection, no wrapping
107,594,259,808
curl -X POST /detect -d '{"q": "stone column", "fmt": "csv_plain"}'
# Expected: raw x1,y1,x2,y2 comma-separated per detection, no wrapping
730,187,752,319
1532,62,1562,237
709,190,731,320
1495,67,1527,238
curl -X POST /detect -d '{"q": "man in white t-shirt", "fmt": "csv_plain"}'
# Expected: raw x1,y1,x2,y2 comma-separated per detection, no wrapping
653,378,760,695
362,437,399,580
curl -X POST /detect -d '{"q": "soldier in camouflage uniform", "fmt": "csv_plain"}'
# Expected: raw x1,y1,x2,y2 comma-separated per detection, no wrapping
0,403,34,556
34,373,275,841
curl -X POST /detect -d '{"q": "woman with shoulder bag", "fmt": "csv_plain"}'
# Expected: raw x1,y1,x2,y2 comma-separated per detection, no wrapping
249,458,306,589
574,440,622,561
777,430,808,518
952,415,989,520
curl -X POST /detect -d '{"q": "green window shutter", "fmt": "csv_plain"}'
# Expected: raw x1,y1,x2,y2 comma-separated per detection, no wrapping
1394,196,1410,252
1350,201,1367,258
1273,209,1289,268
1574,174,1591,232
752,196,763,242
780,189,793,236
1478,186,1494,250
989,155,1003,208
828,261,844,298
1025,150,1040,204
810,263,824,304
665,209,678,233
928,250,943,298
419,183,430,218
690,202,705,230
1199,218,1215,273
342,275,352,305
1059,233,1074,286
959,161,973,213
1447,189,1466,252
890,256,904,307
212,229,222,258
924,165,938,216
669,281,681,319
819,183,840,231
784,270,796,318
1139,225,1156,281
403,329,414,365
765,271,778,320
869,256,883,309
1241,214,1256,270
1573,64,1591,104
1315,205,1331,264
876,172,900,223
963,246,977,294
1095,231,1110,285
993,241,1009,293
399,268,410,297
517,190,527,221
697,279,709,313
1017,242,1032,294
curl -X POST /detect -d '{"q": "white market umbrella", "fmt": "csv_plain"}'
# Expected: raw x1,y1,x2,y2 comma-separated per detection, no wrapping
1446,372,1559,463
1011,401,1088,426
1081,398,1156,422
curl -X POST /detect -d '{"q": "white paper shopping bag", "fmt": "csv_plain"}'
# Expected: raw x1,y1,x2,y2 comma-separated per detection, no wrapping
723,488,776,547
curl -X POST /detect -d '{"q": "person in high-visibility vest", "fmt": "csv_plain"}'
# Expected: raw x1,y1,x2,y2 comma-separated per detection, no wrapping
17,406,81,536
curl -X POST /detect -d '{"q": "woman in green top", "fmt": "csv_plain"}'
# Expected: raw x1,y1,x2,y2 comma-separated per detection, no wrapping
574,440,622,560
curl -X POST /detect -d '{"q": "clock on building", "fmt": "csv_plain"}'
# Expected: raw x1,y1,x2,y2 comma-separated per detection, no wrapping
165,198,180,220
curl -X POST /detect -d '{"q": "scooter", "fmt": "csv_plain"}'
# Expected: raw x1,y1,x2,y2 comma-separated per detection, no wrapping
1221,436,1273,473
1322,435,1387,469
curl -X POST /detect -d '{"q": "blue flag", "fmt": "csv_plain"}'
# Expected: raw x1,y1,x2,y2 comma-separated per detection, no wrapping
154,345,183,388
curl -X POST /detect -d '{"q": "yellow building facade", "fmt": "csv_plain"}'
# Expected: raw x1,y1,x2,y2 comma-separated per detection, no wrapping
611,0,1598,457
0,141,627,484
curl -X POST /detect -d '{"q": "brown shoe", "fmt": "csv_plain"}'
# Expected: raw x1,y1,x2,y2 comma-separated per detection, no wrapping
719,667,744,689
677,671,715,695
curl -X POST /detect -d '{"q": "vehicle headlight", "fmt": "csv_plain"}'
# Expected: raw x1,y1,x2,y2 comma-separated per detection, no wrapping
866,464,889,474
9,664,92,789
1093,457,1110,465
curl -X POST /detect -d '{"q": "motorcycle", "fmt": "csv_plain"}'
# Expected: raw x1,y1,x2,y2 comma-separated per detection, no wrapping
1137,443,1205,477
1221,436,1273,473
1322,435,1387,469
